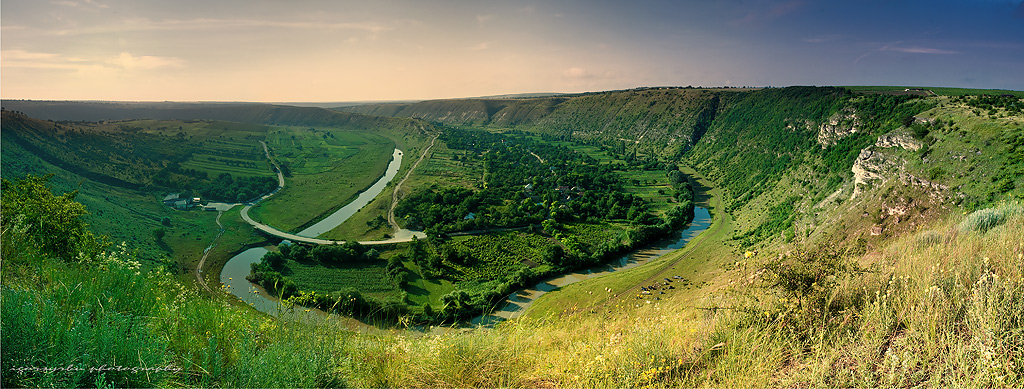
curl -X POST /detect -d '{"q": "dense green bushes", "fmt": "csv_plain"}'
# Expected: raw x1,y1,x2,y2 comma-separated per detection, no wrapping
0,174,108,262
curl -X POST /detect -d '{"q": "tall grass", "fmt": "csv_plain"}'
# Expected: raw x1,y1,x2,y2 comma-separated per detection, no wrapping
4,200,1021,387
338,204,1023,387
1,222,350,388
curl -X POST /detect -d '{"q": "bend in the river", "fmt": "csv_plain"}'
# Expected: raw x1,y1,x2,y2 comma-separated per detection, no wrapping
239,147,425,245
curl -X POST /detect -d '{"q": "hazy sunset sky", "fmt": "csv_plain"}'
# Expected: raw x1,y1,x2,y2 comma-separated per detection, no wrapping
2,0,1022,102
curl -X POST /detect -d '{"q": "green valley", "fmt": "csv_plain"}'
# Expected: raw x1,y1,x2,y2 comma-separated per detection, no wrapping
3,85,1023,387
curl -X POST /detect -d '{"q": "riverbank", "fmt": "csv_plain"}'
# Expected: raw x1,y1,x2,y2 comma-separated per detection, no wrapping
473,206,713,326
522,164,733,318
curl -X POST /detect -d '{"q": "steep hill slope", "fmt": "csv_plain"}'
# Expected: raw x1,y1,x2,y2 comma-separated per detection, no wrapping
341,87,1023,250
341,88,735,152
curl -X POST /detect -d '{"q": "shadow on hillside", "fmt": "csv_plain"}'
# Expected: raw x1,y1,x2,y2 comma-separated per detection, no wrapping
689,175,712,208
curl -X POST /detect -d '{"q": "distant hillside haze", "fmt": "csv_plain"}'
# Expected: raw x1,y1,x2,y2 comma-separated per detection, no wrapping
0,100,426,133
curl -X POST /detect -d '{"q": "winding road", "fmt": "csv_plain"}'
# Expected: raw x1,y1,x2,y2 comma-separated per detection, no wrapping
196,138,435,291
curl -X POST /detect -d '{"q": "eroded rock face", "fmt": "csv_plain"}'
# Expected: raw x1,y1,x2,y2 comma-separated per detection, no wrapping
850,129,946,200
875,129,923,151
817,108,861,147
851,148,897,199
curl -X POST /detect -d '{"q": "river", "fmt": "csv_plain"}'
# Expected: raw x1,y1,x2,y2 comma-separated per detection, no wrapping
221,149,403,311
222,205,713,329
298,149,403,237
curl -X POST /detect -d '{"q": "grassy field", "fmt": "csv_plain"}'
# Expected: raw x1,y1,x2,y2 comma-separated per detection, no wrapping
442,232,553,281
248,127,395,232
560,222,627,252
280,257,402,299
400,140,484,193
405,259,458,307
318,133,433,241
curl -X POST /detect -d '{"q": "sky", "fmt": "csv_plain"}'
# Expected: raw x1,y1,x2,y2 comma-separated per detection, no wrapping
2,0,1023,102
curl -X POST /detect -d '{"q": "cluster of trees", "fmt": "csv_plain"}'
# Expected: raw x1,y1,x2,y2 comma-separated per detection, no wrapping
956,94,1023,115
0,174,108,262
198,173,277,203
390,188,695,324
155,164,277,203
396,128,677,234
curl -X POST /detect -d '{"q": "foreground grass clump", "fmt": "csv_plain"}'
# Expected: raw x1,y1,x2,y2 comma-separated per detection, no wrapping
958,203,1023,233
1,235,351,388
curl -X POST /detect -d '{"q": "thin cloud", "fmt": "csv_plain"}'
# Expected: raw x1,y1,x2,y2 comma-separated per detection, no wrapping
883,46,958,54
564,67,591,79
855,41,956,64
51,0,108,9
470,42,491,51
107,52,185,70
562,67,615,80
802,34,844,44
880,44,958,54
1,50,184,71
2,49,62,61
45,17,394,36
476,14,494,26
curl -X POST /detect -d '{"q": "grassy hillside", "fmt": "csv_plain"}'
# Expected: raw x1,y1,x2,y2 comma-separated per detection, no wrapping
0,116,260,269
3,174,1019,387
3,87,1022,387
0,108,429,273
